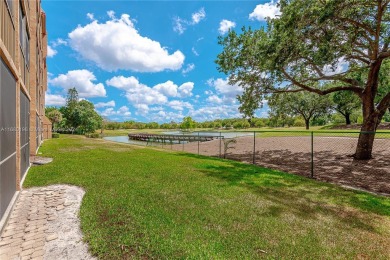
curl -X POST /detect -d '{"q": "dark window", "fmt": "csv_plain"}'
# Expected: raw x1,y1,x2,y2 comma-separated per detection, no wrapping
19,4,29,66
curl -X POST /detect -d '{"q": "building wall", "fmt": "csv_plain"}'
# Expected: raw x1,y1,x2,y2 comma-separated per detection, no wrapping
0,0,50,229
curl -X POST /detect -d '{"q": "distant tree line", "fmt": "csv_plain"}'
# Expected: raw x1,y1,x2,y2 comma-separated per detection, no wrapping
45,89,390,135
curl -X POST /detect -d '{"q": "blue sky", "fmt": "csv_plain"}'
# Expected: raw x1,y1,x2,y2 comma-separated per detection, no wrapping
44,0,280,123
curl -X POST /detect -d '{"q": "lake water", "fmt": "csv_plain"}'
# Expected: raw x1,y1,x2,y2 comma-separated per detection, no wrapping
103,131,253,145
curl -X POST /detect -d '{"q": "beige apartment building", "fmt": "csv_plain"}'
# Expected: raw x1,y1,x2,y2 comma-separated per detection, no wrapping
0,0,50,228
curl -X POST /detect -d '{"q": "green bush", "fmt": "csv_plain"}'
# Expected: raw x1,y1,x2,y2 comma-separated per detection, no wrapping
52,133,60,138
85,133,101,138
293,118,305,127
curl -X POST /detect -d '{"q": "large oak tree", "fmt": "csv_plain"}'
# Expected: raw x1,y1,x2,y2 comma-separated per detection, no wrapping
216,0,390,159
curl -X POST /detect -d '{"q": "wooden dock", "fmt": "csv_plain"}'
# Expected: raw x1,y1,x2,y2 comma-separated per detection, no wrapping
128,133,216,143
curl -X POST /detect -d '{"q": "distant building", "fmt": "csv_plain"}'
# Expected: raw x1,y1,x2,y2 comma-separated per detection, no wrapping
0,0,51,229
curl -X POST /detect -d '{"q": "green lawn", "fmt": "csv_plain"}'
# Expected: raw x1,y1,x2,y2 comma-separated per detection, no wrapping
25,135,390,259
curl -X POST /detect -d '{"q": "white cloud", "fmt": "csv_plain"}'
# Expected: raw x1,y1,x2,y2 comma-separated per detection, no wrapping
150,110,184,122
47,46,57,58
45,94,66,106
107,10,115,19
177,82,194,98
189,104,241,121
134,104,149,116
323,57,349,76
173,8,206,34
207,78,243,98
153,81,179,97
95,100,115,108
173,17,186,35
182,63,195,74
86,13,95,20
100,105,131,118
107,76,167,114
107,76,194,114
69,13,185,72
168,100,193,111
192,8,206,24
249,1,281,21
52,38,68,47
207,95,223,104
49,69,106,98
219,19,236,35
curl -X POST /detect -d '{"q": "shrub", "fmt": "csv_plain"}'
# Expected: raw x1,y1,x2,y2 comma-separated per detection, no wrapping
85,133,101,138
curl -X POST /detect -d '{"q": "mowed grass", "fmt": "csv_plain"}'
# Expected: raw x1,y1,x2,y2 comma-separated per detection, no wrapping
24,135,390,259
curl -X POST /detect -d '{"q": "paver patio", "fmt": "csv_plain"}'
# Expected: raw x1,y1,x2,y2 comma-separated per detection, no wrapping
0,185,94,260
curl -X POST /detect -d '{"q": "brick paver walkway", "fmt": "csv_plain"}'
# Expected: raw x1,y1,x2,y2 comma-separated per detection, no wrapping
0,185,93,260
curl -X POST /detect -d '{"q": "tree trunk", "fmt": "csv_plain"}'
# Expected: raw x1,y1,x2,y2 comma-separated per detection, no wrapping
345,113,351,125
305,119,310,130
354,117,377,160
354,60,383,160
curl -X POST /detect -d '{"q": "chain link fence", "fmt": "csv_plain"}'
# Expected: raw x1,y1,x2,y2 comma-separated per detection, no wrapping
138,130,390,195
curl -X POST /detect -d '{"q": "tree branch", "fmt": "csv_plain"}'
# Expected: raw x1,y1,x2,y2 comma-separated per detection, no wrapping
377,91,390,113
347,55,370,64
378,50,390,60
281,67,364,96
335,17,376,37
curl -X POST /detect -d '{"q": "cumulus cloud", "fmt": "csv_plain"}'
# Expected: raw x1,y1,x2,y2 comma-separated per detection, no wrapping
149,110,184,122
49,69,106,98
189,104,241,121
207,78,243,98
95,100,115,108
106,76,194,114
47,46,57,58
100,106,131,118
45,94,66,106
207,95,223,104
249,0,281,21
173,7,206,34
168,100,193,111
69,13,185,72
219,19,236,35
177,82,194,98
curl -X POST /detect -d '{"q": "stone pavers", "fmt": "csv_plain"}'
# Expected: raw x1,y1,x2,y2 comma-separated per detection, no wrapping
0,185,94,260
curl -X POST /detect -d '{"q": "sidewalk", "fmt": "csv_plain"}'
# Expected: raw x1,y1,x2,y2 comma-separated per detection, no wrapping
0,185,94,260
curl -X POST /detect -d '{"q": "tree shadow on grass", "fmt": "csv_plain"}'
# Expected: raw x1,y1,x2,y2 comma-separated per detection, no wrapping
172,153,390,222
181,147,390,195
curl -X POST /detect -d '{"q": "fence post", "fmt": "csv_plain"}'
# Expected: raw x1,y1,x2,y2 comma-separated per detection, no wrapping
197,132,200,155
253,131,256,164
219,132,222,158
182,132,184,152
311,131,314,178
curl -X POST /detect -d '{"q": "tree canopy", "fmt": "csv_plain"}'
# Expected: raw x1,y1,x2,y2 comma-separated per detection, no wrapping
268,91,332,129
217,0,390,159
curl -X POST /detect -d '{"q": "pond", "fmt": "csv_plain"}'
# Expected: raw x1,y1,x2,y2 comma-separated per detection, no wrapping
103,131,253,145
